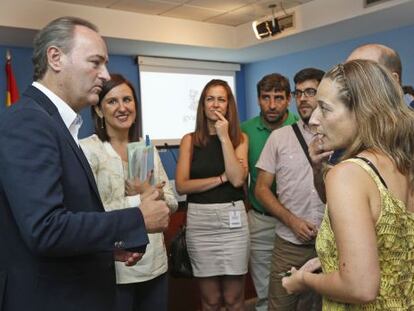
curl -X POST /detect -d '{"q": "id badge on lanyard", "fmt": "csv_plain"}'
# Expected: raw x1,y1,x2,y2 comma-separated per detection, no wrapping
229,202,242,228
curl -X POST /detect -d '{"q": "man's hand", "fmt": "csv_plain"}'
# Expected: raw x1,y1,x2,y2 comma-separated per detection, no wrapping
139,190,170,233
287,215,318,242
309,135,333,169
114,249,143,266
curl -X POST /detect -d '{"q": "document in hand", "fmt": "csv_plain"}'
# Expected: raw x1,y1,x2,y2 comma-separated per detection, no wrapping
127,140,154,184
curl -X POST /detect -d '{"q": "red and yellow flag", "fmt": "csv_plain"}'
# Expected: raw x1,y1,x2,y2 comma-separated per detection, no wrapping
5,50,19,107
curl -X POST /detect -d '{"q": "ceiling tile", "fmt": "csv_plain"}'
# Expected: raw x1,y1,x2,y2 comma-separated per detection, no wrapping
230,4,259,19
187,0,251,11
253,0,311,15
162,5,224,21
49,0,315,25
110,0,179,14
155,0,188,3
205,4,258,26
207,13,253,26
50,0,116,7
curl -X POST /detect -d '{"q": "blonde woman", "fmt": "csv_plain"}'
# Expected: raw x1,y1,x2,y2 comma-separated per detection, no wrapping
282,60,414,310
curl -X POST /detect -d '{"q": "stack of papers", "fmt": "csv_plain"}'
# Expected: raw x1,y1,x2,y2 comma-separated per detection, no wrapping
127,139,154,184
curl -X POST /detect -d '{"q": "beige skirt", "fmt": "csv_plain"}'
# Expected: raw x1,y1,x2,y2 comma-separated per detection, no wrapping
186,200,250,277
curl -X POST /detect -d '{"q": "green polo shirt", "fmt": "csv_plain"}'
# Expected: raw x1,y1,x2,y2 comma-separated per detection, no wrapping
241,111,299,213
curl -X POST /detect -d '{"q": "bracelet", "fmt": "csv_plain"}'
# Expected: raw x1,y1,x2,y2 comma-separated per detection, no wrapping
219,175,224,184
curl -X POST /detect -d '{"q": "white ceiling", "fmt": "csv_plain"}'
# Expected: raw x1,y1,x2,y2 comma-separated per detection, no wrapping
50,0,314,26
1,0,413,63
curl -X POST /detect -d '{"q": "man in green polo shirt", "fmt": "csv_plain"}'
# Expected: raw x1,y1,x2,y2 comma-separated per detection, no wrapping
241,73,298,311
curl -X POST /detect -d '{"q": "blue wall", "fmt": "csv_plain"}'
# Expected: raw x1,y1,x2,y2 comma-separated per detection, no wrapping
244,24,414,118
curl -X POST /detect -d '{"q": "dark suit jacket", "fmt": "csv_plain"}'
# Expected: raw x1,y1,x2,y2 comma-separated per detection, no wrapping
0,86,149,311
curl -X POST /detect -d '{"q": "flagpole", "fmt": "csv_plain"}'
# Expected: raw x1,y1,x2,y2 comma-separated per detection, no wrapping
6,49,11,61
5,49,20,106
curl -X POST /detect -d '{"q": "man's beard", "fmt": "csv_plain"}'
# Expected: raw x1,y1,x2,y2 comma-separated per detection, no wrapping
301,116,310,125
264,110,287,124
298,103,312,125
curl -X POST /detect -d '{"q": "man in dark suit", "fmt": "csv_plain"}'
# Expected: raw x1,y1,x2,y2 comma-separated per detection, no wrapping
0,16,170,311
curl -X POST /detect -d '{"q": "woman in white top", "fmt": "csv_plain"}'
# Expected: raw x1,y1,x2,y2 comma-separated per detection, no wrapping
80,73,177,311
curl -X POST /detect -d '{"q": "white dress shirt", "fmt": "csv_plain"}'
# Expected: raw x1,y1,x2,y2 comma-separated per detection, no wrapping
32,82,83,145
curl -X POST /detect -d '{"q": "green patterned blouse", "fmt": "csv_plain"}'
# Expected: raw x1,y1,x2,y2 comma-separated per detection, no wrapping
316,158,414,310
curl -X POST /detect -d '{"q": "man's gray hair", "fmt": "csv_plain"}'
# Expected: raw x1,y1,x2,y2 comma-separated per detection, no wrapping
32,16,98,81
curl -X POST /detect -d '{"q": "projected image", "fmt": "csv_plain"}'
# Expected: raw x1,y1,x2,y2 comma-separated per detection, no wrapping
182,88,199,125
139,70,235,145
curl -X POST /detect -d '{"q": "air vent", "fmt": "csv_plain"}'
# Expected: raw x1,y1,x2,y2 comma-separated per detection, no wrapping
364,0,394,7
278,14,294,30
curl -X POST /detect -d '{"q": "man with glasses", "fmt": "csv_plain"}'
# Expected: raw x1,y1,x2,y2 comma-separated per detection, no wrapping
255,68,325,311
241,73,298,311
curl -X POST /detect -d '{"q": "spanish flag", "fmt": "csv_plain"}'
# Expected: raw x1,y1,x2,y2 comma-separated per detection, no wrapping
5,50,19,107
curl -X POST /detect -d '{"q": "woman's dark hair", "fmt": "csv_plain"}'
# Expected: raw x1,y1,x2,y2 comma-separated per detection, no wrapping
91,73,141,142
193,79,243,148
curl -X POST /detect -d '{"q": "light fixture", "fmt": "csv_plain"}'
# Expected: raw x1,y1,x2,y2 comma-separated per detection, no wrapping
252,4,282,40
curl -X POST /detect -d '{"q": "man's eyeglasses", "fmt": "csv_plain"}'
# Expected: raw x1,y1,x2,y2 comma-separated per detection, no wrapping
292,88,317,98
